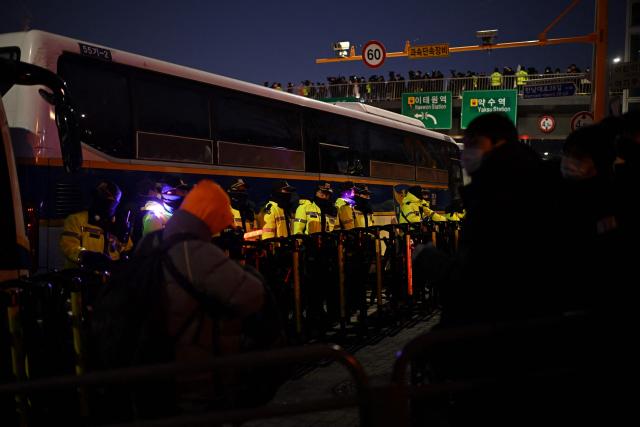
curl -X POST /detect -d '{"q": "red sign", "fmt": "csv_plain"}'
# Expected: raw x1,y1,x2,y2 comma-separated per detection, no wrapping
538,115,556,133
570,111,594,132
362,40,386,68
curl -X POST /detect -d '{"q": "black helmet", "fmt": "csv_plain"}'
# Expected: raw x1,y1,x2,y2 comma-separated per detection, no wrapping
228,178,249,193
354,183,372,199
271,179,295,193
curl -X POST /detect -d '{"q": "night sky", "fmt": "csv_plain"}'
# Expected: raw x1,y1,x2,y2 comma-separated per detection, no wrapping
2,0,627,85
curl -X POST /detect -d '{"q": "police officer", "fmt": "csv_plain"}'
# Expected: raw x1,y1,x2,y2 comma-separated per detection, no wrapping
227,178,255,233
294,181,338,234
399,185,447,224
260,180,295,240
516,65,529,93
491,67,502,89
335,181,355,211
60,180,133,269
338,183,374,230
141,176,189,237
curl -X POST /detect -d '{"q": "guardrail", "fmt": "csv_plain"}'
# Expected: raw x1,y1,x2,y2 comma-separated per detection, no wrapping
280,73,595,102
0,311,610,427
0,343,371,427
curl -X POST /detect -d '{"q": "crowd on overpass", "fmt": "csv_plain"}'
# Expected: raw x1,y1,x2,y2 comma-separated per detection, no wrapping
264,63,592,100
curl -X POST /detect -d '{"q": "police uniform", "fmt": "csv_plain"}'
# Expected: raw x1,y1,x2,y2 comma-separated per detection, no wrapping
399,192,447,224
338,204,374,230
141,199,172,236
231,207,254,232
260,200,289,239
294,200,338,234
60,211,133,269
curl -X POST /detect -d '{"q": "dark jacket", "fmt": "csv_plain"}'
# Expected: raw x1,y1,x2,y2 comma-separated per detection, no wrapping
415,141,563,327
137,209,264,399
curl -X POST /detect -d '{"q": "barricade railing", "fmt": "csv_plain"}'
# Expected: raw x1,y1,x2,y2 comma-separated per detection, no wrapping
0,343,371,427
282,73,594,102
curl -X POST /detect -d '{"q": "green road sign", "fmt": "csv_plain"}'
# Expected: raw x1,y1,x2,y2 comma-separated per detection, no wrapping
401,92,452,129
461,89,518,129
320,96,360,103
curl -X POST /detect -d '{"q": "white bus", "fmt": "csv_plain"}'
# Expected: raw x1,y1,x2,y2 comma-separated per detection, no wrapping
0,30,462,270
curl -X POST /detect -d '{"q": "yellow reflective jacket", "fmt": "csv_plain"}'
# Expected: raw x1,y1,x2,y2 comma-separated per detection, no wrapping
399,192,446,223
59,211,133,269
259,201,289,240
293,199,338,234
231,207,254,232
444,209,466,222
141,200,172,237
516,70,528,86
491,71,502,87
338,204,374,230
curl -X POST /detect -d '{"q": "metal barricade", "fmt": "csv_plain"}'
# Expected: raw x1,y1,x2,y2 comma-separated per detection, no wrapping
0,344,372,427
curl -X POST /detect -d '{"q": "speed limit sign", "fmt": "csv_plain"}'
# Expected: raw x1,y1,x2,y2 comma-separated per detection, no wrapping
362,40,386,68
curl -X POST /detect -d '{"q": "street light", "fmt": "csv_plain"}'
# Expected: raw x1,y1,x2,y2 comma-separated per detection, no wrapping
612,56,622,64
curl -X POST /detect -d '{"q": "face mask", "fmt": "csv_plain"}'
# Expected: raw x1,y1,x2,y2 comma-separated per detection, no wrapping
230,191,248,210
461,148,484,174
560,156,596,181
161,192,184,213
274,192,292,207
314,196,331,211
355,196,372,214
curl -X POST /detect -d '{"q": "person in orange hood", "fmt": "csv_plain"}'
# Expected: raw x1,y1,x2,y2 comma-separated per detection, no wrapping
136,179,265,407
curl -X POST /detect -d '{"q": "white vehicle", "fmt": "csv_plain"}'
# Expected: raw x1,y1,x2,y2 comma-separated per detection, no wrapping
0,57,82,280
0,30,462,270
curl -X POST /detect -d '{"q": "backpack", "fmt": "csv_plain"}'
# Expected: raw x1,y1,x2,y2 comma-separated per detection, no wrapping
88,231,216,421
89,231,287,418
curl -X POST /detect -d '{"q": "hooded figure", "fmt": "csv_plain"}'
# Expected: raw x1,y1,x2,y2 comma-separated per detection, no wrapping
135,179,265,406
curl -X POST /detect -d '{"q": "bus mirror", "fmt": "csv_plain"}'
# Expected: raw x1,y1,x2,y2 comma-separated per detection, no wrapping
39,88,83,173
55,102,83,173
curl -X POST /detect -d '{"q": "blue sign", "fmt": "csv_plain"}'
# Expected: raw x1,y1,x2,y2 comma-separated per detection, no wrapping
523,83,576,99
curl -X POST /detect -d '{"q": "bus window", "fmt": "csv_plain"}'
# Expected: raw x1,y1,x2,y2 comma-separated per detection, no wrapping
0,47,20,61
306,112,368,176
134,72,210,139
368,125,414,165
58,54,133,158
212,90,301,151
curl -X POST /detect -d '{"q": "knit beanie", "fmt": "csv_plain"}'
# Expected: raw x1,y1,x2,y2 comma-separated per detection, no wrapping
180,180,233,235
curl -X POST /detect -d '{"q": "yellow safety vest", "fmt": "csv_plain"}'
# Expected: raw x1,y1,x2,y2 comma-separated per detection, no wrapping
516,70,528,86
259,201,289,240
231,207,254,232
141,200,172,237
491,72,502,87
398,192,446,223
338,204,374,230
59,211,133,269
293,200,338,235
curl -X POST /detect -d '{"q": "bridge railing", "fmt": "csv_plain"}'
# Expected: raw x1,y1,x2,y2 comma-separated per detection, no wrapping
281,73,595,102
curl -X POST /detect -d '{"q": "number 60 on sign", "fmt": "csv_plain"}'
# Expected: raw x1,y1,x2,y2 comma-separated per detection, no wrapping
362,40,386,68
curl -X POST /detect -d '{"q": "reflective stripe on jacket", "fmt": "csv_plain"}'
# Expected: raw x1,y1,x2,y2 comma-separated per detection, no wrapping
59,211,132,269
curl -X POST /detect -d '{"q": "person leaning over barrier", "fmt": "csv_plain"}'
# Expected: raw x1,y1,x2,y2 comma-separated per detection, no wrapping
134,180,267,409
412,112,564,327
398,185,446,225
